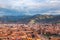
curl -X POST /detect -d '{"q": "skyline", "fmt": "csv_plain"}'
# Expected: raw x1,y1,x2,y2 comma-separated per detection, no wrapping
0,0,60,16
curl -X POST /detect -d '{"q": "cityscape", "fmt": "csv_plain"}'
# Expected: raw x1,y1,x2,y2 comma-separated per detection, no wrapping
0,23,60,40
0,0,60,40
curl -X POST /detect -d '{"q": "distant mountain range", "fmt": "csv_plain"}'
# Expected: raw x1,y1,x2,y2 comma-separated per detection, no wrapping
0,14,60,24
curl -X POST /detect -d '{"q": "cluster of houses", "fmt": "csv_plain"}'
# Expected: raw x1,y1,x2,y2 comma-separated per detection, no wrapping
0,23,60,40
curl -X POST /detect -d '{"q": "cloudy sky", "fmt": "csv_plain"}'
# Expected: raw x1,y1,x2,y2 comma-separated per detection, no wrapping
0,0,60,16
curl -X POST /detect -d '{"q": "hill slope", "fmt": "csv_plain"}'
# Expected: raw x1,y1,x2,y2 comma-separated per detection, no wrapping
30,14,60,23
0,14,60,24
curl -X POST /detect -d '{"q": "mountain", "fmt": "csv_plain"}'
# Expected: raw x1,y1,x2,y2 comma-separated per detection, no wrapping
29,14,60,24
0,15,32,23
0,14,60,24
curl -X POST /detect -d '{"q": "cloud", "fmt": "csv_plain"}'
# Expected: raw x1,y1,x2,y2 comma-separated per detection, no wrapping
0,0,60,15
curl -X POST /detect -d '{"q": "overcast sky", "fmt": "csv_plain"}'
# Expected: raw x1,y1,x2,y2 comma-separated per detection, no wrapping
0,0,60,16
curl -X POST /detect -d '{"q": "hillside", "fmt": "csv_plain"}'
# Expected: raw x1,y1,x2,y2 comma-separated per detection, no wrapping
29,14,60,23
0,14,60,24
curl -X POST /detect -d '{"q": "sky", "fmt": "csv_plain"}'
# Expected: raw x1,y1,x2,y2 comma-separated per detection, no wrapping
0,0,60,16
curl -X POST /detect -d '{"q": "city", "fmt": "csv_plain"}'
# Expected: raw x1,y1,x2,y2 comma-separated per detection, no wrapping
0,0,60,40
0,23,60,40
